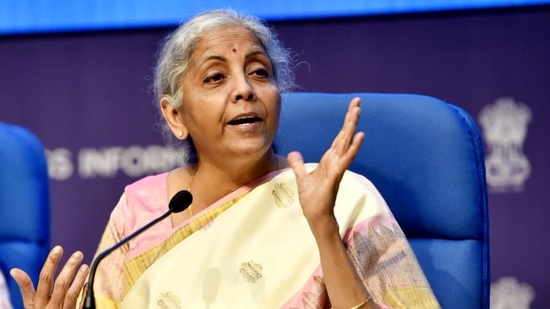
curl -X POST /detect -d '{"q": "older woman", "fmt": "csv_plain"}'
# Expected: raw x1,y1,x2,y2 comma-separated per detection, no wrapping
11,9,439,309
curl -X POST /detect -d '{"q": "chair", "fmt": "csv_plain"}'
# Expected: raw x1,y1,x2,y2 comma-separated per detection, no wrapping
0,121,51,309
275,92,490,309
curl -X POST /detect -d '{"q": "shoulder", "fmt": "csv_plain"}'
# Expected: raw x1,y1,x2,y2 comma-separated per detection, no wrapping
107,172,170,238
342,169,390,209
343,170,380,195
111,172,169,223
301,162,388,207
303,163,380,195
126,172,169,192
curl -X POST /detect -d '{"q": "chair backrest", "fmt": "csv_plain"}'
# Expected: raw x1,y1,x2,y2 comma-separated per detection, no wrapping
275,92,490,309
0,122,51,309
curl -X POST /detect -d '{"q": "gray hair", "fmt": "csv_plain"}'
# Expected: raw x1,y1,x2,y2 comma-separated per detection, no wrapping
153,9,295,165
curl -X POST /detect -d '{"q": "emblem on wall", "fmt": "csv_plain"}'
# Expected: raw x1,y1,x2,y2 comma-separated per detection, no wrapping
491,276,535,309
478,98,532,193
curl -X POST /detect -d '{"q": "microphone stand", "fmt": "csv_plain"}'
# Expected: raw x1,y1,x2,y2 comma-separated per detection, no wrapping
83,190,192,309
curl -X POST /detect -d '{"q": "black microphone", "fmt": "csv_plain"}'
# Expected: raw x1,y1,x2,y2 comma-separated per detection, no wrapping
83,190,193,309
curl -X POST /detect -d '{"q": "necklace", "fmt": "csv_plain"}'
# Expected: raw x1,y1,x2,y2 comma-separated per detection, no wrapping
187,156,280,217
187,171,195,217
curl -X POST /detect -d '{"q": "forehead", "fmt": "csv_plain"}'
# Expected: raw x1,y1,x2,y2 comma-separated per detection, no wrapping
192,26,265,56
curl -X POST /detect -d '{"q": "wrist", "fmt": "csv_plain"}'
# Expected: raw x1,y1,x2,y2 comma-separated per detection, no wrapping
307,215,340,240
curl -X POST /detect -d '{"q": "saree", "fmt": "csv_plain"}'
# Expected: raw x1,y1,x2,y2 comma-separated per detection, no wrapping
92,164,440,308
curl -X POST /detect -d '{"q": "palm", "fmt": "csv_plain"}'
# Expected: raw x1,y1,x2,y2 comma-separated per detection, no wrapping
287,97,364,223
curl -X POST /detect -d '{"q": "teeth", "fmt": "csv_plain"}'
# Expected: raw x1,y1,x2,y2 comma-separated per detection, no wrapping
229,115,260,125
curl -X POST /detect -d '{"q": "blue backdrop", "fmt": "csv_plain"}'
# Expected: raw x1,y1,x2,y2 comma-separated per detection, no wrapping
1,0,549,34
1,3,549,309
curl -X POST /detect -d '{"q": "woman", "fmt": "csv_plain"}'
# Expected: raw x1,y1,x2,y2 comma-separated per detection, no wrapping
11,9,440,309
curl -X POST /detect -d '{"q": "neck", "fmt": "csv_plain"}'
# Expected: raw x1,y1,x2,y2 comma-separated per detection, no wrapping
188,151,279,211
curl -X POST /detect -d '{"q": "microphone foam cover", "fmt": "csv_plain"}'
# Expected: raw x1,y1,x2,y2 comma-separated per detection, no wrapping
169,190,193,213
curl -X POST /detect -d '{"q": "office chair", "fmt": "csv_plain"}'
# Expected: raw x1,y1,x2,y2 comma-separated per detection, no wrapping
275,92,490,309
0,121,51,309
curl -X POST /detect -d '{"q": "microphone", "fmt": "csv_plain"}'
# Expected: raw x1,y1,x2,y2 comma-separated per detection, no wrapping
83,190,193,309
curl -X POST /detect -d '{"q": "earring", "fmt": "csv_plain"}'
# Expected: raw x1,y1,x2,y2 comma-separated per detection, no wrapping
178,131,184,138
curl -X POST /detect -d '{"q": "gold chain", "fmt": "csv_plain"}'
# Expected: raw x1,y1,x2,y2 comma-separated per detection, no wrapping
187,170,195,217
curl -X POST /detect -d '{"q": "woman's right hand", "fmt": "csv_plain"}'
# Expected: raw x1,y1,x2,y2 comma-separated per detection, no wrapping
10,245,89,309
287,97,364,226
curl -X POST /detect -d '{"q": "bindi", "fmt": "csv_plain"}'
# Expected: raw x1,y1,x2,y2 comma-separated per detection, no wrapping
232,48,237,53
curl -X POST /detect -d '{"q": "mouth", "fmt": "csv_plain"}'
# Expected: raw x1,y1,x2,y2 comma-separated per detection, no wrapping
227,114,263,126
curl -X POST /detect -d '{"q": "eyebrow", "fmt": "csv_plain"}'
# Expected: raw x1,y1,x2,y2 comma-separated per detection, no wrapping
202,49,268,63
245,50,268,60
203,55,227,63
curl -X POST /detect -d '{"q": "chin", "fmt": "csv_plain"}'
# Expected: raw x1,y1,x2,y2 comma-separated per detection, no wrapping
230,141,273,157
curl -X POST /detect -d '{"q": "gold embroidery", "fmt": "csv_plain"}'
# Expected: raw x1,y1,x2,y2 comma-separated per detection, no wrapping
157,291,181,309
123,193,250,295
239,260,263,283
272,183,295,208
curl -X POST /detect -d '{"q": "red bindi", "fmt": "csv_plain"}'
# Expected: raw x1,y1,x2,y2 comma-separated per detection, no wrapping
232,48,237,53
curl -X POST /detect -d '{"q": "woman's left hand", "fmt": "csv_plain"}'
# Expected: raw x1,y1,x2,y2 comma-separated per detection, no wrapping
287,97,365,227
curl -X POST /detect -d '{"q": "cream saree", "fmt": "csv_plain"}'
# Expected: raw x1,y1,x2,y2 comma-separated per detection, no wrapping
91,164,440,308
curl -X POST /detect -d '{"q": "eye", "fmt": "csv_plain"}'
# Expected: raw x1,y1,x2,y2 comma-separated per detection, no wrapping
250,67,270,78
204,72,225,83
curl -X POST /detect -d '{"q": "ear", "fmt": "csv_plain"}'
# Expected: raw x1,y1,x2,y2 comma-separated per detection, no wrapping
160,96,189,140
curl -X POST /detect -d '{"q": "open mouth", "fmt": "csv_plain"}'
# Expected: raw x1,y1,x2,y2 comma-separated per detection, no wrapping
228,115,262,125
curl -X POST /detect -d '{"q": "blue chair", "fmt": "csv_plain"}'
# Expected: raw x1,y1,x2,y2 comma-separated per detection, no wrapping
0,122,51,309
275,92,490,309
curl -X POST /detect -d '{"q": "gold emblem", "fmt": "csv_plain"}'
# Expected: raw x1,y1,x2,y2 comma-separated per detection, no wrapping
157,291,181,309
239,260,263,283
272,183,295,208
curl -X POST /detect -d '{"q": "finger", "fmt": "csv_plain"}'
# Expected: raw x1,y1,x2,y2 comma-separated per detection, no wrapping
35,246,64,307
64,264,89,309
50,251,85,307
326,132,365,180
342,98,361,141
10,268,37,309
344,132,365,164
287,151,308,179
346,97,362,115
333,98,361,154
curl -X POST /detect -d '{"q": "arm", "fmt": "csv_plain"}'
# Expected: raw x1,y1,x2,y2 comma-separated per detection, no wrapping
287,97,376,309
309,215,376,309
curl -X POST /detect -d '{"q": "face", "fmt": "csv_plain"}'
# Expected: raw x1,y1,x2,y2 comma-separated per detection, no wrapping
165,26,281,163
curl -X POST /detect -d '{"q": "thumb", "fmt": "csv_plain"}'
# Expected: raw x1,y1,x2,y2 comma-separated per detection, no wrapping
287,151,307,180
10,268,36,307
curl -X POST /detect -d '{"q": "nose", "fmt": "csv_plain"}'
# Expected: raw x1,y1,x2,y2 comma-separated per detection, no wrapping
231,73,256,103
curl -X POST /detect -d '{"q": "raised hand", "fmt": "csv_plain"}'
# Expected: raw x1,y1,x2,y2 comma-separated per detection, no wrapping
10,246,89,309
287,97,365,227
